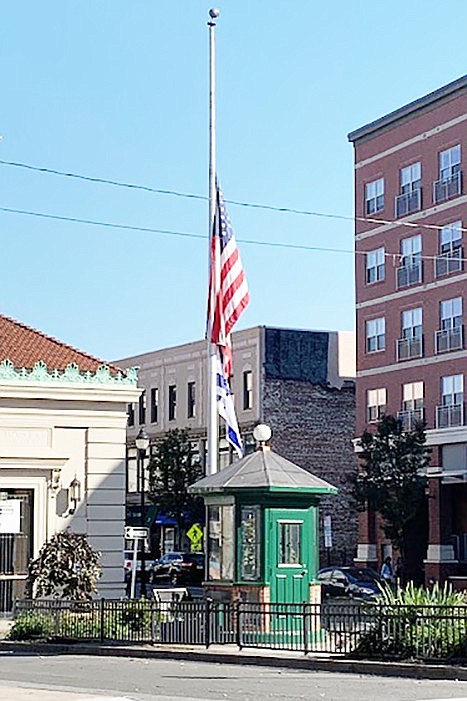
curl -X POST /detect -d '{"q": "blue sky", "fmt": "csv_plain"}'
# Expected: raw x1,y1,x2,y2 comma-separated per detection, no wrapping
1,1,466,360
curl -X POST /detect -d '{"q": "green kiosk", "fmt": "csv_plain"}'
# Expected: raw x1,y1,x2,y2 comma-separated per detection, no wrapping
189,425,337,606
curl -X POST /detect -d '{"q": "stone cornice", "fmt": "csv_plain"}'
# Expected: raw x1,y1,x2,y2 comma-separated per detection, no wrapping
0,360,138,386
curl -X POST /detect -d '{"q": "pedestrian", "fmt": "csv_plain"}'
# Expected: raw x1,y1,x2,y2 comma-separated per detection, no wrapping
394,556,404,586
380,556,394,585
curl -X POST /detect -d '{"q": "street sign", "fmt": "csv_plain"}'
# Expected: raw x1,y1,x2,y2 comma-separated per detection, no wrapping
190,541,203,553
125,526,149,540
186,523,203,544
323,515,333,549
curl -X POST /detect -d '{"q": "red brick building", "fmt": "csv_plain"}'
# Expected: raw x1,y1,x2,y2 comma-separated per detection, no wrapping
348,75,467,584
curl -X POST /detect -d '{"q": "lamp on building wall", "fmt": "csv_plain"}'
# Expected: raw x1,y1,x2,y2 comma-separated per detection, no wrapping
68,477,82,514
135,428,150,597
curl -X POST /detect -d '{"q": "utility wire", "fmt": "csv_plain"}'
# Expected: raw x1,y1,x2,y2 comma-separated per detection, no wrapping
0,158,466,235
1,204,466,264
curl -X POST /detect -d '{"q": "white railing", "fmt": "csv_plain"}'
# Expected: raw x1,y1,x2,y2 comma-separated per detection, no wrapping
397,409,424,431
396,336,423,361
435,249,464,278
433,171,462,203
436,403,464,429
435,327,463,354
395,188,421,218
396,261,423,288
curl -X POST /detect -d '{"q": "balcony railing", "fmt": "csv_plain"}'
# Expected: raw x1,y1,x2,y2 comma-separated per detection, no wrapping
435,249,464,278
397,408,425,431
436,403,464,429
435,326,463,354
395,189,421,218
396,336,423,361
396,261,423,289
433,171,462,203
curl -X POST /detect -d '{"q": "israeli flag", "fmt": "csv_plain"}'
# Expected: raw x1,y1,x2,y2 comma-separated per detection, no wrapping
216,352,243,458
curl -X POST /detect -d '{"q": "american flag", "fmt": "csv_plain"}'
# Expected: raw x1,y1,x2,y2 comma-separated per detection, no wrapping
207,184,250,376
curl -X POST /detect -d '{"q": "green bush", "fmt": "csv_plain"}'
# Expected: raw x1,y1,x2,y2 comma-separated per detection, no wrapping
353,582,467,660
7,612,55,641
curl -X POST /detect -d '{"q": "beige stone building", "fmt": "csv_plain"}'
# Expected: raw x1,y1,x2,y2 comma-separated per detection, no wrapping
0,314,140,613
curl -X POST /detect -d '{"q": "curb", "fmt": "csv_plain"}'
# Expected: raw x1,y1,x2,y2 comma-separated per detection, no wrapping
1,641,467,680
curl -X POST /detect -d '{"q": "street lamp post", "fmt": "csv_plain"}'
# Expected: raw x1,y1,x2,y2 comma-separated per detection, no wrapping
136,428,150,597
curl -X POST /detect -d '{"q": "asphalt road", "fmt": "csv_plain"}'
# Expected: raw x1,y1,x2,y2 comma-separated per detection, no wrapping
1,653,467,701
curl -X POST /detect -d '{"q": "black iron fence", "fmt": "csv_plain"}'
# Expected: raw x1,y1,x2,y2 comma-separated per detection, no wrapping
13,598,467,660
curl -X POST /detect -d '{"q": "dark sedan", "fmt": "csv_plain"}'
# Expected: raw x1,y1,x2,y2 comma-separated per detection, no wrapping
317,566,383,600
151,552,205,585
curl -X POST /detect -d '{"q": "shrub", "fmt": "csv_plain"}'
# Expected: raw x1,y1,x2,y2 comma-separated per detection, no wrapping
7,612,55,641
27,531,101,601
353,582,467,660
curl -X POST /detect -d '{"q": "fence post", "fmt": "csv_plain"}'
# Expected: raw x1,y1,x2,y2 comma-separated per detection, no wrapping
235,601,243,650
303,603,310,655
205,598,212,649
150,600,155,645
99,598,105,644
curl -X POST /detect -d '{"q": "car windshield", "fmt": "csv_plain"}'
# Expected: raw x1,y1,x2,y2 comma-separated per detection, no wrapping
347,568,380,582
183,554,204,564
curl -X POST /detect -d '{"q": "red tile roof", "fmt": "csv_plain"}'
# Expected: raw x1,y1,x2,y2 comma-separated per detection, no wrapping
0,313,122,374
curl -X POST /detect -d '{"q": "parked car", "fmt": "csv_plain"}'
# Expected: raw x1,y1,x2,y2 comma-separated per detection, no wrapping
151,552,205,585
317,566,382,600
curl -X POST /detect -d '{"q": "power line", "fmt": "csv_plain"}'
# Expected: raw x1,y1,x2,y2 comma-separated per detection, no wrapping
1,204,466,264
0,158,465,235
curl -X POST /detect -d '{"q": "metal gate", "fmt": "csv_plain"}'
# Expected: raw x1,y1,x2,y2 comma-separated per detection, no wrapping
0,490,34,615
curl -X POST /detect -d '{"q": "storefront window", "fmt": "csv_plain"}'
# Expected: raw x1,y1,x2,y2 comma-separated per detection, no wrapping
208,504,234,581
240,505,260,581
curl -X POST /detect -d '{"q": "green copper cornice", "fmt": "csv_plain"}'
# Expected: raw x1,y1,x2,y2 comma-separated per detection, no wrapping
0,359,138,386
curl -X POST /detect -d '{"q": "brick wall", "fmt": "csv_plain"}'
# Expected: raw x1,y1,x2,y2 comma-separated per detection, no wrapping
263,378,358,568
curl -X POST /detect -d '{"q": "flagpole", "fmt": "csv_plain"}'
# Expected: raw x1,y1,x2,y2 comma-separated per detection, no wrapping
207,8,220,476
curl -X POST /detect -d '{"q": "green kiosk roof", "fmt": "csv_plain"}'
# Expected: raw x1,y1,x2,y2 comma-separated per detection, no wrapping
189,446,337,495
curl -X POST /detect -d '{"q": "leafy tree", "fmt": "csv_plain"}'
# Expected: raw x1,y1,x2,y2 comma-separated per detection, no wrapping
147,428,204,548
353,414,430,555
26,530,101,600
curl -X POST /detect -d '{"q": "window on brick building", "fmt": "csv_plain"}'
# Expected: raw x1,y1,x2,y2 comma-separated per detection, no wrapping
436,222,463,277
150,388,159,423
127,403,135,427
243,370,253,410
397,235,422,287
168,384,177,421
365,178,384,215
400,162,421,194
138,390,146,424
440,297,462,330
437,374,464,428
441,374,464,406
187,381,196,418
439,145,461,180
402,382,424,412
366,317,385,352
402,308,422,339
366,247,385,283
367,388,386,422
440,221,462,254
396,163,422,217
401,235,422,266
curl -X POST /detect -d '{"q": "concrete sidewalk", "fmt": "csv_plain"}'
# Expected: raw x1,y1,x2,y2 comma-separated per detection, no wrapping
0,687,136,701
1,640,467,681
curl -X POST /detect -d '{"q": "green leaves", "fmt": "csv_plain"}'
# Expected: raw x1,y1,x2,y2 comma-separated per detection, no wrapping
147,428,204,544
354,415,431,552
26,531,101,601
